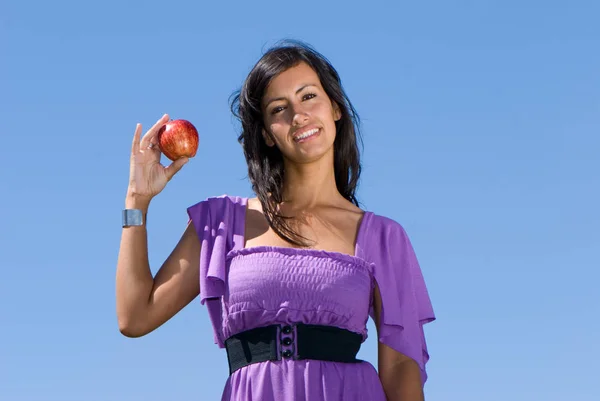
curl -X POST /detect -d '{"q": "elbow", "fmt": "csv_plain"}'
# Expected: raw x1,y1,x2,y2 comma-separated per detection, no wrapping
119,325,144,338
117,315,148,338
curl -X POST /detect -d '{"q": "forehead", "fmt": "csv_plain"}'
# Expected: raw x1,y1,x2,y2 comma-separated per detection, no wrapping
264,62,321,98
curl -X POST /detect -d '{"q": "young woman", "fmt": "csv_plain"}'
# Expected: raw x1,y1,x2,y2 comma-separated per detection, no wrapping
116,41,435,401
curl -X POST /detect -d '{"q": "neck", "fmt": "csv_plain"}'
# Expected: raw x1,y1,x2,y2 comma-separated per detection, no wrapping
281,155,342,210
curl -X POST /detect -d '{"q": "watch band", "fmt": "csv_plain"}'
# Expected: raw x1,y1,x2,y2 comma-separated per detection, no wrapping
122,209,145,227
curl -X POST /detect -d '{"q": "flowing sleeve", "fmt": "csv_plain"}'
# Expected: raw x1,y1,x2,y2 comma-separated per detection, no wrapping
362,215,436,385
186,195,247,347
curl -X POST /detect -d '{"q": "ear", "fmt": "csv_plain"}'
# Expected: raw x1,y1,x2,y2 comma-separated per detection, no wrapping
332,101,342,121
262,128,275,147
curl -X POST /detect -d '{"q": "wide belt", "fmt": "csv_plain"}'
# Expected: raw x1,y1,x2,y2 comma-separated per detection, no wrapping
224,323,363,375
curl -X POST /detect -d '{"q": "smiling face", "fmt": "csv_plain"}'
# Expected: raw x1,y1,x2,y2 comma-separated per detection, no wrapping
261,62,342,164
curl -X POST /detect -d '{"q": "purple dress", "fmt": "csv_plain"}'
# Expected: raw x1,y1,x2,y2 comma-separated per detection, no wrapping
187,195,435,401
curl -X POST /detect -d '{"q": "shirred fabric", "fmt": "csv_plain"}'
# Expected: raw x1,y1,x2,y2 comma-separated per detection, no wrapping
187,195,435,400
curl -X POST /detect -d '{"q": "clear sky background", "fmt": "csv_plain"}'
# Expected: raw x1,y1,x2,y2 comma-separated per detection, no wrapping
1,1,599,400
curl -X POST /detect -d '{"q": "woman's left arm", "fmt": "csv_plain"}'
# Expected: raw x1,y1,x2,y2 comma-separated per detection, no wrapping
373,284,424,401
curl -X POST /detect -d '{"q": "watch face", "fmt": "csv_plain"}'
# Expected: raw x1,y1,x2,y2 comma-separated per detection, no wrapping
123,209,144,226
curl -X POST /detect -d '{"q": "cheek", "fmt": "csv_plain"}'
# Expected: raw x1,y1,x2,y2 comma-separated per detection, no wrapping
313,101,335,119
268,122,287,142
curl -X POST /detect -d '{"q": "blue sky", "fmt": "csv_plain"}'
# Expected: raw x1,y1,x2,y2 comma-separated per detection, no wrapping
1,1,599,400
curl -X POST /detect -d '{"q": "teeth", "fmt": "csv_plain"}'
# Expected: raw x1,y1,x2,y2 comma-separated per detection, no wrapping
295,128,319,140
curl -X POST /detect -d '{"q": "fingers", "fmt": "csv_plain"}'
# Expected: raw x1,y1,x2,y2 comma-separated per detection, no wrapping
131,123,142,155
164,157,189,181
140,114,170,150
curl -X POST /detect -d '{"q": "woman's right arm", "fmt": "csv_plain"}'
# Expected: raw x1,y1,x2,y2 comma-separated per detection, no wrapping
115,114,200,337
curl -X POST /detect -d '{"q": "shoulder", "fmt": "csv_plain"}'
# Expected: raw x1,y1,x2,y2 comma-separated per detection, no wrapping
186,194,248,227
358,211,419,265
188,194,248,209
186,195,248,246
187,194,248,216
363,212,410,242
246,197,262,212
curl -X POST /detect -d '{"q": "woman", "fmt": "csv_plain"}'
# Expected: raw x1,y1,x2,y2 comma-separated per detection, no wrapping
116,41,435,401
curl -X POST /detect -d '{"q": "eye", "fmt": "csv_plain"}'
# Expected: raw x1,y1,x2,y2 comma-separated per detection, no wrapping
302,92,317,101
271,106,285,115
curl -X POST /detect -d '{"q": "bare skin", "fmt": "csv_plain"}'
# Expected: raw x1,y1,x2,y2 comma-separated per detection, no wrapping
115,62,424,400
116,114,200,338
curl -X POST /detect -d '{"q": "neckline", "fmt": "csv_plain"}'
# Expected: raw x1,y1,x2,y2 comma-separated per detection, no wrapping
238,197,372,259
226,245,374,271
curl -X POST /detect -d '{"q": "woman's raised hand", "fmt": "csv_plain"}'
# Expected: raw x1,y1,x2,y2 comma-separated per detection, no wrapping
127,114,189,203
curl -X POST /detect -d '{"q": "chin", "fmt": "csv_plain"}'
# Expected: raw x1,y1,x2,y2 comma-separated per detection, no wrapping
277,128,336,164
289,145,335,165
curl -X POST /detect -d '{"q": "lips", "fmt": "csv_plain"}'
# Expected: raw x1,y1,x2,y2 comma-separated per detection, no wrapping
293,127,320,142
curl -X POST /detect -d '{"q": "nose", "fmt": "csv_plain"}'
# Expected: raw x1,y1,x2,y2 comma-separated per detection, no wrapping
291,103,309,126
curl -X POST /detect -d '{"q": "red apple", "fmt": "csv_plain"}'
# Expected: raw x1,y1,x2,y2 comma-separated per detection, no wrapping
157,119,199,161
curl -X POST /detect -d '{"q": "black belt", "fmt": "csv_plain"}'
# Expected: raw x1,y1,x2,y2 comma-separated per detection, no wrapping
224,323,363,375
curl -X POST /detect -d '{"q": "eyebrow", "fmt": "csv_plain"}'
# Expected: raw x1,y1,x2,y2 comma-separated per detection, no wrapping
264,84,318,108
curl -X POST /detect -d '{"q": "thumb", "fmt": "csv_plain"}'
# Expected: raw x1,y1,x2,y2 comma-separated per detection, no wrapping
165,157,189,181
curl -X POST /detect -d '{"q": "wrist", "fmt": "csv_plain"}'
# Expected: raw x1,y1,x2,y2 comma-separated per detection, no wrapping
125,193,151,212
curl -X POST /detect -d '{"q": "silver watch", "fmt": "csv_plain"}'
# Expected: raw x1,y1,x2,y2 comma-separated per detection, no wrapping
122,209,145,227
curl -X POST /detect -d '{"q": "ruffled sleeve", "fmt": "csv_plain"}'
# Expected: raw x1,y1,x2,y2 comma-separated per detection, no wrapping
358,213,436,385
186,195,247,347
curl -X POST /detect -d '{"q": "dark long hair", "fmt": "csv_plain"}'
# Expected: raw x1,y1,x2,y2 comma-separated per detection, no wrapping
230,40,362,246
